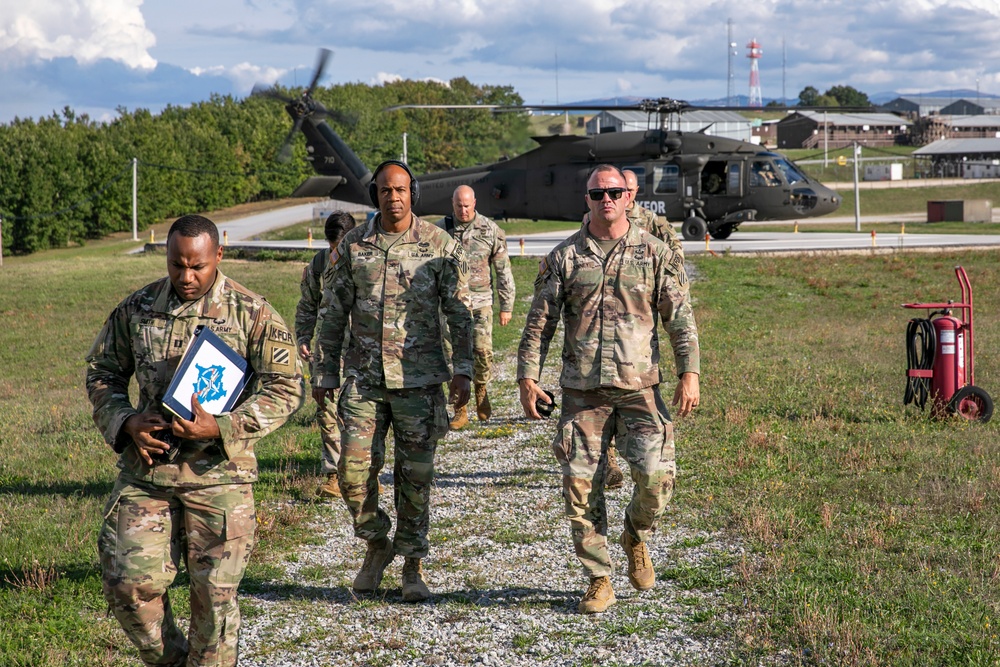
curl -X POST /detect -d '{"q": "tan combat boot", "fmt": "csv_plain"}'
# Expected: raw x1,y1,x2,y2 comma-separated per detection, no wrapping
401,557,431,602
578,576,616,614
474,383,491,421
620,530,655,591
449,404,469,430
352,537,395,593
605,446,625,490
315,473,341,499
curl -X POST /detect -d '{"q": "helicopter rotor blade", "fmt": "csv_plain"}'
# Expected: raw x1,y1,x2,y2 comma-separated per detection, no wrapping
276,117,304,163
385,98,877,116
251,83,295,105
305,48,332,97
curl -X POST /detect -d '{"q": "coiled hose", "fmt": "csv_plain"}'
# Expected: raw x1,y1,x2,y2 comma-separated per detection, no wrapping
904,318,935,410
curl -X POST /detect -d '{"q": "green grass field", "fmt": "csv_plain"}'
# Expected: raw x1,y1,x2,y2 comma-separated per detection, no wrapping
2,240,999,665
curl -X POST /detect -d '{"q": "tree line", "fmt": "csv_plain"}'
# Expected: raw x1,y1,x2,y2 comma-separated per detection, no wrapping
0,78,532,255
762,85,873,108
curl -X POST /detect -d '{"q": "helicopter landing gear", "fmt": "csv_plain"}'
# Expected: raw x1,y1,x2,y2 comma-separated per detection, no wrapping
710,224,735,240
681,216,708,241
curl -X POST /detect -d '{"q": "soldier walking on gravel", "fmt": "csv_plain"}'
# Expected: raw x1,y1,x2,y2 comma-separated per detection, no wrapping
436,185,515,429
86,215,304,665
589,169,687,490
295,211,357,499
315,160,473,602
518,164,700,614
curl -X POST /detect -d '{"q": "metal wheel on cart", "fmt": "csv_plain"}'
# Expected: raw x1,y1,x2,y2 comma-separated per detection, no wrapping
947,385,993,423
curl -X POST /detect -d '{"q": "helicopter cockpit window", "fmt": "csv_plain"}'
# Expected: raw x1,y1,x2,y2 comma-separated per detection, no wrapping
728,164,742,193
653,165,679,194
750,161,781,188
772,158,806,185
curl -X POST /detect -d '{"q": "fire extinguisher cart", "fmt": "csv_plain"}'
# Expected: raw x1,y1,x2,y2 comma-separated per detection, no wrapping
903,266,993,423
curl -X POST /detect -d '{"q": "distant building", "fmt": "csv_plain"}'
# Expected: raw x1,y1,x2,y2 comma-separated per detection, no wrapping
912,115,1000,145
880,96,961,117
751,118,779,147
585,109,752,142
776,111,911,149
913,138,1000,178
939,99,1000,115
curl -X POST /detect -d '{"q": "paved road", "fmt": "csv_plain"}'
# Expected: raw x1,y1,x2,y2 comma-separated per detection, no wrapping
145,199,1000,257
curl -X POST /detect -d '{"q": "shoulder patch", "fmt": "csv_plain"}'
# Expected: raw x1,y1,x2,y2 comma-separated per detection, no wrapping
260,321,296,373
329,247,341,265
538,257,548,276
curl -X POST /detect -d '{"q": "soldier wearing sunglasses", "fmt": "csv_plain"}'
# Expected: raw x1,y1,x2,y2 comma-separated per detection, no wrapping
517,164,700,614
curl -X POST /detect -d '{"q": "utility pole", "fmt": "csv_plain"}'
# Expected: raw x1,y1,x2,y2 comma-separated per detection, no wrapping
853,142,861,232
401,132,408,164
782,38,786,104
132,157,139,241
824,110,829,168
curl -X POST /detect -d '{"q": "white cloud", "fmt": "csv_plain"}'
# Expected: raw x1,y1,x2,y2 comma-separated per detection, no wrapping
0,0,156,69
190,62,287,93
371,72,449,87
373,72,403,85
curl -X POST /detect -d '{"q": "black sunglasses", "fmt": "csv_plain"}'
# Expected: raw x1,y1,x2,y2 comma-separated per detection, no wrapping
587,187,626,201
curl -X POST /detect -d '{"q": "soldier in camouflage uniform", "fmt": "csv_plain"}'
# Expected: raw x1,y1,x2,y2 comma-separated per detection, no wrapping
623,169,684,257
601,169,686,490
295,211,357,499
315,160,473,602
86,215,305,666
518,165,700,614
436,185,515,428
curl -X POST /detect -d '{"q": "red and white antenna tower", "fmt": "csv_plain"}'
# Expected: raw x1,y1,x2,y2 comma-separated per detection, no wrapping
747,38,763,107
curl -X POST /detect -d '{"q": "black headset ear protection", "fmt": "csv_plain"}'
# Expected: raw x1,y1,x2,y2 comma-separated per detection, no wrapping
368,160,420,207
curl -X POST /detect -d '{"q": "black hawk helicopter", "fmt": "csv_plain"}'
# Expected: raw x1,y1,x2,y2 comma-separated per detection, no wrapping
253,50,842,240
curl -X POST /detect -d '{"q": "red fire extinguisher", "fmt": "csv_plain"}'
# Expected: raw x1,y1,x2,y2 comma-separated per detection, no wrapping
903,266,993,422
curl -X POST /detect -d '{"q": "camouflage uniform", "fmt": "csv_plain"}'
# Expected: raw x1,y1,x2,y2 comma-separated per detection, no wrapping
86,270,305,667
517,225,699,579
436,213,515,385
315,212,472,557
628,203,685,258
295,248,340,474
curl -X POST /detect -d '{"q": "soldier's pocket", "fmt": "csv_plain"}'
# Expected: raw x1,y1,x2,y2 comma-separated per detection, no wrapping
659,420,676,464
550,419,578,467
99,483,173,579
654,387,676,464
97,488,124,573
185,496,256,587
430,388,449,442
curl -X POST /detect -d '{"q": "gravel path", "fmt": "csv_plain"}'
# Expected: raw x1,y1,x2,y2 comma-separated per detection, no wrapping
237,340,743,666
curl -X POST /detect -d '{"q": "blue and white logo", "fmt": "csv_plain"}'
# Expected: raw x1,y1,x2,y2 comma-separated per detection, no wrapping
193,364,227,403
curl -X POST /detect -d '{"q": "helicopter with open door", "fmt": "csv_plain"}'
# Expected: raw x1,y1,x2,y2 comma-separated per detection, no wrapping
253,50,843,240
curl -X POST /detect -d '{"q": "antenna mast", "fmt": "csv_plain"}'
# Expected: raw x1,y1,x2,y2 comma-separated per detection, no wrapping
747,38,763,107
727,19,736,106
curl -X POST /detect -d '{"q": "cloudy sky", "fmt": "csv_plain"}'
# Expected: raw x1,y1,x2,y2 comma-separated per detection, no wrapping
2,0,1000,123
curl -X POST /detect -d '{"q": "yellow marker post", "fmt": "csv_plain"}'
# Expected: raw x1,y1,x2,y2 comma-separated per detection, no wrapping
793,221,799,233
900,223,905,235
519,237,525,256
223,230,229,246
307,228,313,248
150,229,155,243
871,229,877,247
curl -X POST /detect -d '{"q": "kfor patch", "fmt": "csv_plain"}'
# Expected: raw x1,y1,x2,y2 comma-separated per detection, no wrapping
261,321,296,372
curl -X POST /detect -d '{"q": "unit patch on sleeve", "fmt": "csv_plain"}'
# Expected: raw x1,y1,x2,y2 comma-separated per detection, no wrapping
271,347,290,366
261,322,296,373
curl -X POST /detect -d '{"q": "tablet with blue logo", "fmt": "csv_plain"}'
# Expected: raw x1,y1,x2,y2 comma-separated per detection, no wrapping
162,325,250,421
